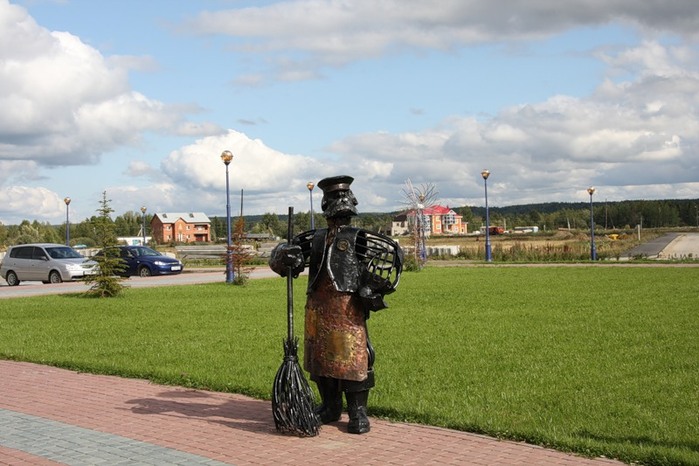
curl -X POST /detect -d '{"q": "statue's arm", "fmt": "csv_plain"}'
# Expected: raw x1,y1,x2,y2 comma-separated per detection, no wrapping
268,230,315,278
356,232,404,313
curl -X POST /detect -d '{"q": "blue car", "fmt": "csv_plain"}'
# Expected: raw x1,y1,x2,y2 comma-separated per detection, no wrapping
99,246,183,277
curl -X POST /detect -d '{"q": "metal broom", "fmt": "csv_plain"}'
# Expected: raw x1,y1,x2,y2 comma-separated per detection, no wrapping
271,206,321,436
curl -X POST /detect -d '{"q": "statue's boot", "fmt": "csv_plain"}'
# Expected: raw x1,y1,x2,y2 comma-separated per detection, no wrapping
346,389,371,434
314,377,342,424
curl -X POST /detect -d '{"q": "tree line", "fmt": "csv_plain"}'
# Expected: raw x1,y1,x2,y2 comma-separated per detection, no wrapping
0,210,150,249
1,198,697,248
0,209,395,249
458,198,699,232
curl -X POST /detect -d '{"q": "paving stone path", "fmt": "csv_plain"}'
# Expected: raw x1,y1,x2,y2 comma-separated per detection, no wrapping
0,361,624,465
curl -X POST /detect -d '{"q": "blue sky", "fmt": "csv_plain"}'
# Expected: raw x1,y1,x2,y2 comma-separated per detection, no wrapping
1,0,698,225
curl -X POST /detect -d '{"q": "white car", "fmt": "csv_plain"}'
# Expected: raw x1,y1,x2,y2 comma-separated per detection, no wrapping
0,243,97,286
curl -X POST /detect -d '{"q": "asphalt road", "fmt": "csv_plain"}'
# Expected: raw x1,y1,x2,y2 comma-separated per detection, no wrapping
0,267,280,300
656,232,699,259
622,232,699,259
2,233,698,299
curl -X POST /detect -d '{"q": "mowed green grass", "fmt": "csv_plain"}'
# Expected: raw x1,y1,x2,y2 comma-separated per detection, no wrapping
1,266,697,465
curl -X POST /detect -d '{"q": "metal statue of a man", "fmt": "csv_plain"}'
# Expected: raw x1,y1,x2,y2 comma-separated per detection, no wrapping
269,175,403,434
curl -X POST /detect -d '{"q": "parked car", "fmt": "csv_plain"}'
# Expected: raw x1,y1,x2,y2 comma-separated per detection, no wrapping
0,243,97,286
96,246,183,277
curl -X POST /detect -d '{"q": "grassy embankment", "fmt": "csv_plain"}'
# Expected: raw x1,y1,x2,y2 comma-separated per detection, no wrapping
1,266,697,465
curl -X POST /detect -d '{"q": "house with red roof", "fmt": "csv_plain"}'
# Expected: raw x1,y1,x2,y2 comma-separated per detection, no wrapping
150,212,211,244
391,205,467,237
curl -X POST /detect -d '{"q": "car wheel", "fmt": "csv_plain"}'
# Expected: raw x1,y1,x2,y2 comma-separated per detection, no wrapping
138,266,152,277
49,271,63,284
6,271,20,286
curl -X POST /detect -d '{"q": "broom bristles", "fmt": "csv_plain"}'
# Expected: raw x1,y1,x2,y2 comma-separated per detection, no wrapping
272,337,321,437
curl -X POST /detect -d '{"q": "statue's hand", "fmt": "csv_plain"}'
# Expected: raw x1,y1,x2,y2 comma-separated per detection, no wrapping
269,243,305,277
359,285,388,313
359,269,394,313
361,269,394,295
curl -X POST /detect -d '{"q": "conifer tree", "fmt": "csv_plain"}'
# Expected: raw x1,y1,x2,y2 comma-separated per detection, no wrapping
83,191,126,297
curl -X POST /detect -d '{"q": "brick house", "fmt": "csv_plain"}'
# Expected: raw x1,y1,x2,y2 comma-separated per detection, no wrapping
150,212,211,244
391,206,467,237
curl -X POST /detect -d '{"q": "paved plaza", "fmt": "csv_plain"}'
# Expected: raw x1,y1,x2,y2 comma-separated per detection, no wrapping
0,361,624,465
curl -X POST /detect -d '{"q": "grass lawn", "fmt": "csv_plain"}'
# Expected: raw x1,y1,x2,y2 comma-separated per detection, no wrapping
1,266,697,465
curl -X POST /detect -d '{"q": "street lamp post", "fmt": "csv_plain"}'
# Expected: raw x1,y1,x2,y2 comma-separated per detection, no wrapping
221,150,235,284
481,170,492,262
417,194,426,264
64,197,71,246
307,181,315,229
140,206,147,246
587,187,597,261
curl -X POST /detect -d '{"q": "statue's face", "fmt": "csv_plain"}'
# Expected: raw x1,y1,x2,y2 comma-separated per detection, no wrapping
322,189,358,219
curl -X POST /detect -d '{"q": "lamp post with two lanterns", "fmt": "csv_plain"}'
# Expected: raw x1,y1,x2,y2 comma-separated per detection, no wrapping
221,150,235,284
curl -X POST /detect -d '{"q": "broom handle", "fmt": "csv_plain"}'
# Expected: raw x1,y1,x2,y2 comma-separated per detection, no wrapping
286,206,294,342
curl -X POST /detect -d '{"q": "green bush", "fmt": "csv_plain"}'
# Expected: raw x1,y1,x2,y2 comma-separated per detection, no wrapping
402,253,422,271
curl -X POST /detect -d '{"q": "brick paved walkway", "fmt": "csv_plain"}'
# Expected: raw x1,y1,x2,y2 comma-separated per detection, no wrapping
0,361,624,465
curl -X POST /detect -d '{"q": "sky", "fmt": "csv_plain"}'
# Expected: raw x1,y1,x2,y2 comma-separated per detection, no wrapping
1,0,698,226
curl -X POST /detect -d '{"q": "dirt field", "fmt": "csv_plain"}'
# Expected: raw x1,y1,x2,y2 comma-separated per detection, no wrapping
398,229,699,261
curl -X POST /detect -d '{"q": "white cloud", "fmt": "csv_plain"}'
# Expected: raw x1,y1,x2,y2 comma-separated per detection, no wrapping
322,40,699,207
162,130,319,190
0,186,65,222
184,0,699,81
153,130,334,216
101,182,201,217
0,0,218,167
599,40,699,79
124,160,157,178
0,160,42,185
176,121,227,137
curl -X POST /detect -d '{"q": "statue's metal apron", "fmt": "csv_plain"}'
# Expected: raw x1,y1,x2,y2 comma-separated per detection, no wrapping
303,227,369,382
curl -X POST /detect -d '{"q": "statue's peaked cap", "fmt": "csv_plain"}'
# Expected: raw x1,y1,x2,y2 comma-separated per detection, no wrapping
317,175,354,193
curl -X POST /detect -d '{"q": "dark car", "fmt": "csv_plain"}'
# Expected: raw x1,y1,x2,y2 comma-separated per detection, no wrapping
98,246,183,277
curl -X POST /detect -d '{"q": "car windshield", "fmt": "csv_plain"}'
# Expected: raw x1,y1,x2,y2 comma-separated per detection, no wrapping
133,247,161,257
46,246,83,259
